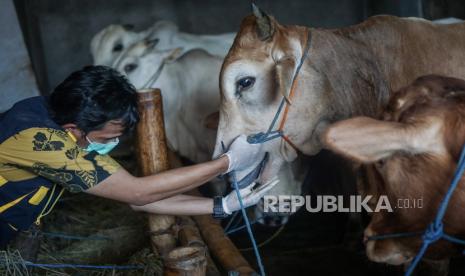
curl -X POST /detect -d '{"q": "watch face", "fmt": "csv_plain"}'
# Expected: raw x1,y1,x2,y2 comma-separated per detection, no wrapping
213,196,227,219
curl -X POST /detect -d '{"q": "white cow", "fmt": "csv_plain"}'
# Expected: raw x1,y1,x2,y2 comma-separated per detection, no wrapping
115,42,305,224
91,24,148,66
433,17,463,24
91,20,235,66
115,41,221,162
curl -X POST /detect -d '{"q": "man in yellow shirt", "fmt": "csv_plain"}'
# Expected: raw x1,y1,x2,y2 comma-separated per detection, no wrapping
0,66,276,248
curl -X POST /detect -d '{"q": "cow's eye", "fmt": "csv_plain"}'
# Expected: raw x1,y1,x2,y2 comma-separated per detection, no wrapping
113,43,123,52
124,63,138,73
236,77,255,95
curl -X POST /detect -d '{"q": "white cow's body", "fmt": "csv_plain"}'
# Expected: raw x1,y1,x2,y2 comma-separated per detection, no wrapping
116,45,221,162
91,21,235,66
432,17,463,24
91,24,148,66
115,43,305,223
142,21,235,57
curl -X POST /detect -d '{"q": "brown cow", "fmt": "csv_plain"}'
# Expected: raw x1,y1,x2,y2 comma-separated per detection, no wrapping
213,6,465,190
213,5,465,271
323,75,465,271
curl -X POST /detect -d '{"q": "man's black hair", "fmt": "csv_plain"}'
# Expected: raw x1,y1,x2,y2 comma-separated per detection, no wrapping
49,66,139,134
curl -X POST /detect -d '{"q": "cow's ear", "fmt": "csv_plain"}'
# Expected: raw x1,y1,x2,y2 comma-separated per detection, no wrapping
204,111,219,130
322,117,429,163
252,3,274,41
145,38,159,50
275,57,296,103
164,47,183,63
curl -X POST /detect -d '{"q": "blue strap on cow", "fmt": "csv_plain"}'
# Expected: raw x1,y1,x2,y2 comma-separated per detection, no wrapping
247,29,312,147
219,29,313,276
230,171,266,275
367,142,465,276
221,138,265,274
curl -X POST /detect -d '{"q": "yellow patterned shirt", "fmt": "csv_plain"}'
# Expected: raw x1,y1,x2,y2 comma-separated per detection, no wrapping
0,127,121,193
0,96,121,233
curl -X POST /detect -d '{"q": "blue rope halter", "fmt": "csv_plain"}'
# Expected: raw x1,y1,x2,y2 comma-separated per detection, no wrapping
222,29,312,276
368,142,465,276
247,30,312,147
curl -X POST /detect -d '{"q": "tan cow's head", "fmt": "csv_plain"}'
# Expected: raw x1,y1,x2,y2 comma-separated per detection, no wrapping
214,5,332,183
323,75,465,265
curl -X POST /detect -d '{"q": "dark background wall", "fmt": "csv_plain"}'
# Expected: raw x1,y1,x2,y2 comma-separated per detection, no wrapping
0,0,39,112
12,0,464,95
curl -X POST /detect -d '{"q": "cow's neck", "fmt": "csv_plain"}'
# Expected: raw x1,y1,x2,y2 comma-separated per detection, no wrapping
310,29,391,120
309,16,465,121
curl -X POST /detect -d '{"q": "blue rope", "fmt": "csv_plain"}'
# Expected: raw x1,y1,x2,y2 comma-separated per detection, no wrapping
443,233,465,246
23,261,144,270
39,231,111,241
224,211,240,233
405,142,465,276
225,216,264,235
433,143,465,225
247,30,312,146
221,140,265,275
368,142,465,276
222,29,312,276
231,172,266,276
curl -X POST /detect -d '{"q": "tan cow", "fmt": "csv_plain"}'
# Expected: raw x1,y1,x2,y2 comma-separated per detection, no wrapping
213,5,465,195
323,75,465,272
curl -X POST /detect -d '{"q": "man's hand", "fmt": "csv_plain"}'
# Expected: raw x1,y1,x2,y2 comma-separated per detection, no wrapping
222,177,279,214
223,134,265,173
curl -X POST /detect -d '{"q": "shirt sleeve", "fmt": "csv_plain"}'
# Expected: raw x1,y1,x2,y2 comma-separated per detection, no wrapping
0,127,121,193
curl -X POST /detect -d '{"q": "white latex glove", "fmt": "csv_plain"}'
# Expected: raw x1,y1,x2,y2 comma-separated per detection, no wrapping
223,134,264,173
222,177,279,214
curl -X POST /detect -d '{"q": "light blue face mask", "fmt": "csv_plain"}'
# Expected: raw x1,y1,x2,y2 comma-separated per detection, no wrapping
84,136,119,155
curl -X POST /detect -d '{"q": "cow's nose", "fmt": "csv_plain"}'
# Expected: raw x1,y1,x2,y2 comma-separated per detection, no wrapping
363,228,376,245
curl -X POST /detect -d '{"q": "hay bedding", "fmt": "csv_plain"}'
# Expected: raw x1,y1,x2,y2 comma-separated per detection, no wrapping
1,153,163,276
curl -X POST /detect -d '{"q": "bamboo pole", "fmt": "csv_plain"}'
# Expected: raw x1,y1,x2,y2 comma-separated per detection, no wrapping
193,215,256,275
164,246,207,276
167,152,251,275
177,216,205,248
177,216,220,276
135,88,253,274
135,89,176,257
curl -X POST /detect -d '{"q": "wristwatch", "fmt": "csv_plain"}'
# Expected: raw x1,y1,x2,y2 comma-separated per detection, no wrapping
212,196,228,219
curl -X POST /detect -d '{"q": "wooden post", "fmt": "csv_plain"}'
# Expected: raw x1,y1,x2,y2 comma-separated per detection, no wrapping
135,89,176,257
164,246,207,276
135,88,253,274
177,216,204,248
193,215,256,275
166,139,255,275
177,216,220,276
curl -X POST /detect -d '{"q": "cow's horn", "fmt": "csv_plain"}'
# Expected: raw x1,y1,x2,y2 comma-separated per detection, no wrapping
251,2,274,41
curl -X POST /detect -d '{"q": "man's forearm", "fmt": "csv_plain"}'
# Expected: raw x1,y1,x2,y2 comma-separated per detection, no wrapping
131,194,214,215
136,155,228,202
142,177,214,201
87,156,228,205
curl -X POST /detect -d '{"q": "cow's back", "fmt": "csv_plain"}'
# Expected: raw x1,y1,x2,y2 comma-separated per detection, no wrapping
334,15,465,91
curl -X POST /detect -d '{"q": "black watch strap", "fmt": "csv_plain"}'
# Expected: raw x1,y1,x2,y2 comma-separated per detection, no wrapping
212,196,228,219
